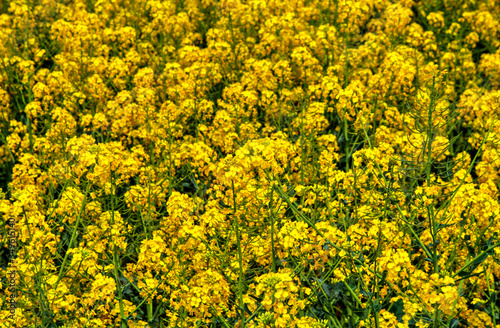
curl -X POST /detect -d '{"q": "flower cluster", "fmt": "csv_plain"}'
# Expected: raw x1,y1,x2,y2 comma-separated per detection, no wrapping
0,0,499,327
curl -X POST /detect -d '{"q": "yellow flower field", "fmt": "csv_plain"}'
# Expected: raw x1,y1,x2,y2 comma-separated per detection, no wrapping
0,0,499,327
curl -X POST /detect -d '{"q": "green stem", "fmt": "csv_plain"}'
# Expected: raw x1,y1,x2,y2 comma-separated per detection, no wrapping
147,301,153,323
232,180,246,328
113,243,126,328
452,242,500,279
270,188,276,273
54,182,90,291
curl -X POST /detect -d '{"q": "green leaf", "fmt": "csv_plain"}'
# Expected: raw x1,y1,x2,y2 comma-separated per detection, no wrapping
437,223,455,231
454,271,484,281
388,298,405,323
490,291,497,304
467,252,489,274
449,318,460,328
332,282,346,300
343,300,369,320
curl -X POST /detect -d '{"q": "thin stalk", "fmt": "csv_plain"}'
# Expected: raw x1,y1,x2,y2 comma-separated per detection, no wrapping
232,180,246,327
53,182,90,291
452,242,500,279
270,188,276,273
113,243,126,328
109,170,126,328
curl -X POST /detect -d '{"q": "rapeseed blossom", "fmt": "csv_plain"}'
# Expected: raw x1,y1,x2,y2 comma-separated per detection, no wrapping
0,0,499,326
